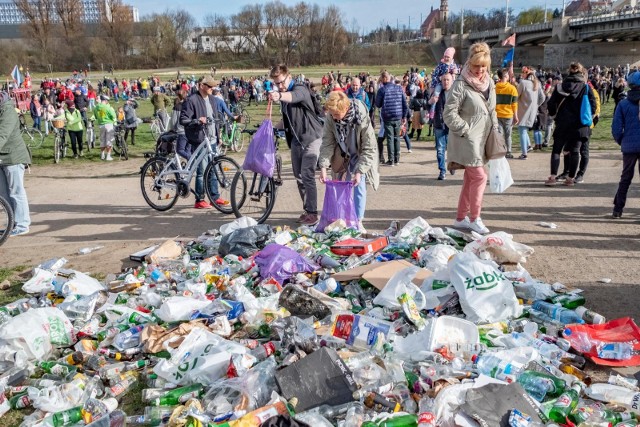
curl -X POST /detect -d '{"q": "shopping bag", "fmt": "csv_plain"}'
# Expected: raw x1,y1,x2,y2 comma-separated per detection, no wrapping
316,180,358,232
580,83,593,127
489,157,514,193
242,102,275,177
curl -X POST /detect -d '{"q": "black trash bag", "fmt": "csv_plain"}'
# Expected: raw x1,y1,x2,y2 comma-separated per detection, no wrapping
278,285,331,321
218,224,272,258
260,415,311,427
155,130,178,156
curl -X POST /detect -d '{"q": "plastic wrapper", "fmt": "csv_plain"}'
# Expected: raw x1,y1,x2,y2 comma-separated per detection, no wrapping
463,231,535,264
372,266,426,310
418,244,460,272
154,297,213,323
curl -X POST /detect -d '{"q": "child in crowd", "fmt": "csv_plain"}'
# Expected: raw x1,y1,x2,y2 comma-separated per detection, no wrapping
429,47,460,118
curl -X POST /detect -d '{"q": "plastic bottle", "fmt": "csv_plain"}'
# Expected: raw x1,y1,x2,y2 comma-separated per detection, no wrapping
52,406,83,427
417,396,436,427
313,277,340,294
419,365,474,381
531,301,585,324
81,397,118,424
517,370,566,401
150,383,203,406
345,350,377,370
574,306,606,324
585,383,640,412
105,373,138,399
548,382,585,423
509,332,567,362
63,351,85,366
343,402,365,427
112,325,145,351
99,347,141,361
126,406,175,426
311,402,352,419
473,353,525,382
249,341,281,361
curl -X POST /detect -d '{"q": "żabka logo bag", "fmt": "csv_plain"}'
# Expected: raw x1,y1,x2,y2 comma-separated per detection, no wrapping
449,252,522,323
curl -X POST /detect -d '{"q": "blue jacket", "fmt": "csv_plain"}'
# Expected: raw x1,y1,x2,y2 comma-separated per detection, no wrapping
375,82,408,122
347,87,370,111
612,90,640,153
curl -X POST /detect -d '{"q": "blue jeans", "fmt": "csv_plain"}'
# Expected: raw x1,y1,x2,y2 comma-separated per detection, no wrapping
518,126,530,155
533,130,542,147
195,157,219,201
0,164,30,232
434,128,448,174
354,175,366,220
32,116,41,131
403,133,412,151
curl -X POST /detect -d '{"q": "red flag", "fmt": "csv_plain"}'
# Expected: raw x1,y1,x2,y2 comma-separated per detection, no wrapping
502,33,516,47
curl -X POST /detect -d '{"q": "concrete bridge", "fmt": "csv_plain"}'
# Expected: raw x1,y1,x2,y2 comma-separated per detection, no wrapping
430,11,640,68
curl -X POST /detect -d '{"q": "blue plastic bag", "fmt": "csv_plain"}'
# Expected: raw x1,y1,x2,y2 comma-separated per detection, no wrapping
242,118,276,177
580,84,593,127
316,180,359,232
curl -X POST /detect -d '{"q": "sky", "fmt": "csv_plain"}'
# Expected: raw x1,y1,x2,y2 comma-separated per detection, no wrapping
132,0,567,33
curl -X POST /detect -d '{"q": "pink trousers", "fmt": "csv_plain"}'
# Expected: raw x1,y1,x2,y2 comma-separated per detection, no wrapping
456,166,487,221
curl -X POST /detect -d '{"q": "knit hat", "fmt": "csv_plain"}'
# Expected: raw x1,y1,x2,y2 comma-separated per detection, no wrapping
628,71,640,89
444,47,456,59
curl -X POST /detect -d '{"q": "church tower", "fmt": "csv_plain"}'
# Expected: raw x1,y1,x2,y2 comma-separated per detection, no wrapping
440,0,449,35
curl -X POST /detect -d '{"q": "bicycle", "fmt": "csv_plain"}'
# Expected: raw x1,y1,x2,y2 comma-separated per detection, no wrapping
19,113,44,149
150,111,168,141
52,124,67,164
140,119,240,212
229,127,285,224
0,195,14,246
217,119,247,155
85,117,95,152
231,103,251,130
111,122,128,160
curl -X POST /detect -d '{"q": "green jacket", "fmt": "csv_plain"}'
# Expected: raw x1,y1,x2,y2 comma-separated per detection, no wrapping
151,93,171,112
64,109,84,132
93,103,116,125
0,100,31,165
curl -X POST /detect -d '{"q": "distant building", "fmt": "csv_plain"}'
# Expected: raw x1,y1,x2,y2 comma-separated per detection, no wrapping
564,0,613,15
0,0,139,25
184,27,266,53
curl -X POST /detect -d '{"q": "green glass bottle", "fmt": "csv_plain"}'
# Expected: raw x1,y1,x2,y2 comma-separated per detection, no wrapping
362,414,418,427
517,370,566,398
96,324,129,342
39,361,76,377
150,383,203,406
549,293,586,309
548,382,584,423
52,406,82,427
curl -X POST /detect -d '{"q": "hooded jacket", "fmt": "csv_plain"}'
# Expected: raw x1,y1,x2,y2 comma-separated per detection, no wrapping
547,72,596,140
0,97,31,165
612,89,640,153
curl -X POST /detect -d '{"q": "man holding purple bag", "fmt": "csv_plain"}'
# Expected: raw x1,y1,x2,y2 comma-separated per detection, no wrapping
319,91,380,233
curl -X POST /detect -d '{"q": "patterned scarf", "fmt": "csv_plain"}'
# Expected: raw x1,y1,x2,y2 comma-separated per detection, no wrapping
334,101,356,148
461,65,490,94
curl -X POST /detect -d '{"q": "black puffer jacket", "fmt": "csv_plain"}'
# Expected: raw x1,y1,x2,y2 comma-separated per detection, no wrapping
547,72,596,139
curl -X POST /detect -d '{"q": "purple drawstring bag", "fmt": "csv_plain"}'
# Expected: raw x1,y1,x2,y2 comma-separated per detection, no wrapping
255,243,319,284
242,118,275,177
316,180,359,232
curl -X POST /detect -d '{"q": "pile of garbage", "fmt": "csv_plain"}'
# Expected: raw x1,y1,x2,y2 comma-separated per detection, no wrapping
1,216,639,427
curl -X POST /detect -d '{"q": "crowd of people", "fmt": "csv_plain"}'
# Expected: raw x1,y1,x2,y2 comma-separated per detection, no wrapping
3,52,638,238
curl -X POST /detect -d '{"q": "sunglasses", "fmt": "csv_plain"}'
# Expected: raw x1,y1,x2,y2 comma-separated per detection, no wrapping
203,83,213,88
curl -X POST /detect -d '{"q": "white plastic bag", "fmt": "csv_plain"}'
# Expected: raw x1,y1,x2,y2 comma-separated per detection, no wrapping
0,308,75,362
489,157,514,193
21,268,54,294
463,231,535,264
420,269,456,310
373,266,426,310
397,217,432,243
219,216,258,236
154,328,246,385
155,296,213,323
418,244,459,272
59,271,105,296
449,253,522,323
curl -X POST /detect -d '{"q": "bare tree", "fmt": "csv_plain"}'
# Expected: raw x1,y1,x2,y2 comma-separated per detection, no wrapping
54,0,83,42
14,0,55,64
100,0,134,68
265,1,309,65
169,10,195,59
231,4,270,66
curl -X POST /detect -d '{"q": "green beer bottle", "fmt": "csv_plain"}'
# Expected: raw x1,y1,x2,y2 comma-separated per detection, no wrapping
52,406,82,427
150,383,203,406
549,382,584,423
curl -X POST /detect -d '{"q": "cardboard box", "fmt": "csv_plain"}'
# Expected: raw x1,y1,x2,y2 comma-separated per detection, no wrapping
275,347,357,412
330,236,389,256
331,259,432,290
145,240,182,264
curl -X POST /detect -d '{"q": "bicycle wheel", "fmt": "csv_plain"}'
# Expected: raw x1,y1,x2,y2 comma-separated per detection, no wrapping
0,195,14,246
116,136,128,160
150,122,161,141
231,131,244,152
230,169,277,224
140,157,179,211
53,136,61,163
22,128,44,149
240,110,250,129
218,139,228,156
204,155,240,215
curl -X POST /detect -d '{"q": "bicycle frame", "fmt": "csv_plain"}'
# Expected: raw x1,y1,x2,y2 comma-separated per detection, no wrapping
154,135,217,188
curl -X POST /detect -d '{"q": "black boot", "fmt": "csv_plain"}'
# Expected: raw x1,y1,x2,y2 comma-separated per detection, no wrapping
377,136,385,163
416,129,422,141
408,130,415,139
427,124,432,137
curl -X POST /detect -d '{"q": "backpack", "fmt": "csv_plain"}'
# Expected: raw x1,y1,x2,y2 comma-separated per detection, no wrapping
295,83,325,123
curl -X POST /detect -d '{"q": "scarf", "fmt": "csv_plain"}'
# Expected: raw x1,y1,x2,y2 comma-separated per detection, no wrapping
334,101,357,148
461,65,490,93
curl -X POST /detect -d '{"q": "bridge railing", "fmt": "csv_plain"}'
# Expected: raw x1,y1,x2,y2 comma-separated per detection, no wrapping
569,9,640,25
513,21,553,33
468,28,502,40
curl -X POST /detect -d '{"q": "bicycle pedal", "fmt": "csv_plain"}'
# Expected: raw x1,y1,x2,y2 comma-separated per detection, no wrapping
273,178,283,186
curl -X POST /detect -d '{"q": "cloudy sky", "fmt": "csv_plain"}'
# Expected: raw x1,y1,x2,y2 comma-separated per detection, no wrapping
134,0,566,33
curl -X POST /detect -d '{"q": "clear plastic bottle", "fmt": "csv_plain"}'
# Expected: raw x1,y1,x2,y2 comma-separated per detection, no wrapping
585,383,640,412
345,350,377,370
517,370,566,401
417,396,436,427
574,306,606,324
473,352,525,382
531,301,585,324
419,365,474,381
343,402,365,427
112,325,145,351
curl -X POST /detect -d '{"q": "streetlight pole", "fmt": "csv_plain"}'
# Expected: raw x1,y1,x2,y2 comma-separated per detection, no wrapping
505,0,510,30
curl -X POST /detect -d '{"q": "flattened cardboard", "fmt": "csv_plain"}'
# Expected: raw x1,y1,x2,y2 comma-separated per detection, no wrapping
145,240,181,264
331,259,432,290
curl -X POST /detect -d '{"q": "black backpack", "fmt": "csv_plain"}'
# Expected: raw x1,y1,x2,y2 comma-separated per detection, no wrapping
295,83,325,123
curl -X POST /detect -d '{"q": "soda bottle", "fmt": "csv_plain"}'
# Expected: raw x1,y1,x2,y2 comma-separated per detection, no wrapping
51,406,83,427
81,397,118,424
63,351,84,366
531,301,585,324
549,293,585,309
548,382,584,423
150,383,203,406
9,390,33,409
362,414,419,427
417,396,436,427
113,325,145,350
39,361,76,377
517,371,566,401
249,341,281,361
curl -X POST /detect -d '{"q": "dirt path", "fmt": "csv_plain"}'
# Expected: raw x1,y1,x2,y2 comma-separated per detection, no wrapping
3,142,640,324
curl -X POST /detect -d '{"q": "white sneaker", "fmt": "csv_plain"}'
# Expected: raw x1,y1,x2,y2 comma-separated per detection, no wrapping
106,155,113,161
469,217,490,234
101,152,105,160
357,221,367,234
453,217,471,229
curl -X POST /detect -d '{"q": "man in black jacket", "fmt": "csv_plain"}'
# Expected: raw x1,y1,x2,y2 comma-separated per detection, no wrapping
74,88,89,129
430,72,453,180
179,76,228,209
